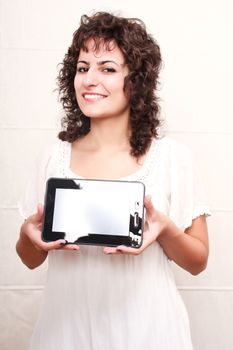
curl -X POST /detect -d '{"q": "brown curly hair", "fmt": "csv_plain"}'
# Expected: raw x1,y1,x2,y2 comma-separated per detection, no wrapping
57,12,162,157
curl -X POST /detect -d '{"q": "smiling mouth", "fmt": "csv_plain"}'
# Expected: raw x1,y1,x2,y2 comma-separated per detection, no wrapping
83,93,107,101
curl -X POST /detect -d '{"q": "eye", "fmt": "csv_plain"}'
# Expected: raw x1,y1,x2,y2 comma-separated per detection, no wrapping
77,67,89,73
102,67,116,73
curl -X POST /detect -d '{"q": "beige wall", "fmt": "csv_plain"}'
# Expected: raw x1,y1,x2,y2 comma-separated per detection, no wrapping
1,1,233,349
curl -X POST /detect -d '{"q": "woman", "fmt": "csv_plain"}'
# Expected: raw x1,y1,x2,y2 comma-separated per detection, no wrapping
16,12,210,350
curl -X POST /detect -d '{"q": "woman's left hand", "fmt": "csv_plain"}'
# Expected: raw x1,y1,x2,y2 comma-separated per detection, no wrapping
103,196,167,255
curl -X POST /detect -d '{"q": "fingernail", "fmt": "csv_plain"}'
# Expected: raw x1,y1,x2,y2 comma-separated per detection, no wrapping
116,249,123,253
103,249,111,254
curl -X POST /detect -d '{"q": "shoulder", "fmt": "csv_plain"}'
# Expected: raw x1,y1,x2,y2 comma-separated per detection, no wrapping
152,136,197,180
37,138,70,162
36,140,59,167
154,136,193,161
35,139,70,177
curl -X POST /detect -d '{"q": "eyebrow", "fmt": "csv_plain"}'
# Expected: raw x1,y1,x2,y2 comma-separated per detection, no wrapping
77,60,121,67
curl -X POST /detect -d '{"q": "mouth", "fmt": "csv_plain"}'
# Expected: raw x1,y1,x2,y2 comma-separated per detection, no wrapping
82,93,107,101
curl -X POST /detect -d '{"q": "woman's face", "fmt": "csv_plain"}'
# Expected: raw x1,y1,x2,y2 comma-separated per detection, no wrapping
74,39,130,120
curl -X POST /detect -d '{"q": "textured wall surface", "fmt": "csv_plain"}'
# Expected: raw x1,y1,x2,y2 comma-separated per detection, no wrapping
1,1,233,349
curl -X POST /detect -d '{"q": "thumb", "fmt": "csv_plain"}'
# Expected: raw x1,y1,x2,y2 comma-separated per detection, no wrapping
36,203,44,222
144,195,155,217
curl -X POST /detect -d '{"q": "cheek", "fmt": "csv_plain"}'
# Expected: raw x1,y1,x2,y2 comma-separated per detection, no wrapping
74,76,77,90
74,80,82,105
107,78,126,95
74,75,81,92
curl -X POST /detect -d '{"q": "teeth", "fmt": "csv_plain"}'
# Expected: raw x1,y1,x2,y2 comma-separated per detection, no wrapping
84,94,105,100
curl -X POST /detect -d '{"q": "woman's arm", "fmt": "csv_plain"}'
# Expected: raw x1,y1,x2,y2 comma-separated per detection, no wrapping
157,214,209,275
16,205,48,269
103,196,209,275
16,204,79,269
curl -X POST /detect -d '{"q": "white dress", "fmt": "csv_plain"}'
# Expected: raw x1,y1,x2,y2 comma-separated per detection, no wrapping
19,136,210,350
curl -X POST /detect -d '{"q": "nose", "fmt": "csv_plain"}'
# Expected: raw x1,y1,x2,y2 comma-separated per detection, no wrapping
83,68,99,87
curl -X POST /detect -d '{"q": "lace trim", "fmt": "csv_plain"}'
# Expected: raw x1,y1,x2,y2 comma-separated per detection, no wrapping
58,137,161,182
58,140,71,177
183,206,211,230
134,138,159,182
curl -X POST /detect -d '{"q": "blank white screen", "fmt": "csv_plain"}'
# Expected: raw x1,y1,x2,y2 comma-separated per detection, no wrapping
52,182,137,242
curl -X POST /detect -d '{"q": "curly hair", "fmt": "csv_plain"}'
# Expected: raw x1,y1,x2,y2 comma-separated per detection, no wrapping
57,12,162,157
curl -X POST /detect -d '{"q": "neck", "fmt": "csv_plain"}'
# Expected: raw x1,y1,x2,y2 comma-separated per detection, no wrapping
86,115,131,150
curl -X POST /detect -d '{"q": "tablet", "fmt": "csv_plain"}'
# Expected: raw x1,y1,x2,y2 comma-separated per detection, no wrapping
42,177,145,248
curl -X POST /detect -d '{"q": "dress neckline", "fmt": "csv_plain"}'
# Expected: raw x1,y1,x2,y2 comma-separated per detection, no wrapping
62,137,158,181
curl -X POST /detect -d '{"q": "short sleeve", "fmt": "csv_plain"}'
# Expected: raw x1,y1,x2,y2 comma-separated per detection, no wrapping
168,139,211,231
18,142,59,219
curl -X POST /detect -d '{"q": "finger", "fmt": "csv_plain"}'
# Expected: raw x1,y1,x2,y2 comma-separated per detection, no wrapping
103,245,142,256
32,236,66,251
116,245,142,255
103,247,118,254
62,244,80,251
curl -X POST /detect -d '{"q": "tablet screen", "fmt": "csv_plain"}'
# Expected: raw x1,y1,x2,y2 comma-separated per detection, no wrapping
42,178,145,247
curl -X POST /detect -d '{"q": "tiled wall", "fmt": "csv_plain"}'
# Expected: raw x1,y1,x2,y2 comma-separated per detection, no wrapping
1,1,233,349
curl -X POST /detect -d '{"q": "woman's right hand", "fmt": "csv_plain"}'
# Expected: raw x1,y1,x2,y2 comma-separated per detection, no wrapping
20,204,80,253
17,204,80,269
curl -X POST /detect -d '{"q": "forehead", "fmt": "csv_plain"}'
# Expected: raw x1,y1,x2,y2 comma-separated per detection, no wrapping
79,38,125,61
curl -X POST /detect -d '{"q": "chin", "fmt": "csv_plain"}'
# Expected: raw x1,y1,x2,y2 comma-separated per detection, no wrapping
81,109,109,119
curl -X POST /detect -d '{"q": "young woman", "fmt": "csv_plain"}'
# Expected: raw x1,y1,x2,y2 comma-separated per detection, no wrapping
16,12,210,350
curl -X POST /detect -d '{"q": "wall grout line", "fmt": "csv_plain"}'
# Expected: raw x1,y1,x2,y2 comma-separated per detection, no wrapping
178,286,233,291
0,126,58,130
167,130,233,135
1,285,233,291
0,286,45,291
0,47,65,52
